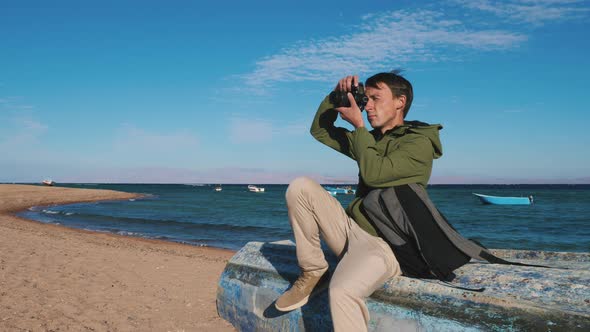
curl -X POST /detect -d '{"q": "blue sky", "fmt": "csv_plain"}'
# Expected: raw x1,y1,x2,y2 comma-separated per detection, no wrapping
1,0,589,184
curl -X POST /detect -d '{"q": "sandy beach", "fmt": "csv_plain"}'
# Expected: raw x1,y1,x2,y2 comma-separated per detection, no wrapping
0,184,236,331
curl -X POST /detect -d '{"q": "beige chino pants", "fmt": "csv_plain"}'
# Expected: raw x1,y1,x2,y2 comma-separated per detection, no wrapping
286,177,401,332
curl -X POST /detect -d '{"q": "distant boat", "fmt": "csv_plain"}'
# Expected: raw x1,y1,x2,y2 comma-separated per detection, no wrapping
42,179,55,186
324,186,356,195
473,193,533,205
215,185,222,192
326,189,338,196
248,185,265,193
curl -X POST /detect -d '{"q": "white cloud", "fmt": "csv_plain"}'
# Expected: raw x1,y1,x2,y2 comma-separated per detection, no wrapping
241,9,527,89
228,116,308,143
0,115,48,148
228,117,274,143
281,121,309,136
113,124,200,159
0,96,30,111
453,0,590,25
21,117,48,131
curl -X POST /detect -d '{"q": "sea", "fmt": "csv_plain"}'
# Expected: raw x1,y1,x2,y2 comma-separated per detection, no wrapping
17,183,590,253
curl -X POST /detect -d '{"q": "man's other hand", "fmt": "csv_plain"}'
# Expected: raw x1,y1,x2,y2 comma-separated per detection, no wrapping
335,75,359,92
335,92,365,129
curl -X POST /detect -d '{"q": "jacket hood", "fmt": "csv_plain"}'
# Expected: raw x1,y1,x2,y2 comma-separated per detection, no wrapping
391,120,443,159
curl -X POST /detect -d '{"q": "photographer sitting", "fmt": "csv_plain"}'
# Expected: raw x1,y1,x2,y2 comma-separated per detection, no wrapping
275,71,443,331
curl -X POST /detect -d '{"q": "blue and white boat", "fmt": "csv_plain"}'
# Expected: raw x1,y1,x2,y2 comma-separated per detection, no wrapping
473,193,533,205
324,186,356,195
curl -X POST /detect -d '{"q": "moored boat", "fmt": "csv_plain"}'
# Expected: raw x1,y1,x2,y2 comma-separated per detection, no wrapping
473,193,533,205
325,189,338,196
42,179,55,186
248,185,265,193
324,186,356,195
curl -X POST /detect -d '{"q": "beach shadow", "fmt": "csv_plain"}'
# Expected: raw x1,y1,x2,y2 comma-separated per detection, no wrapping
259,242,336,330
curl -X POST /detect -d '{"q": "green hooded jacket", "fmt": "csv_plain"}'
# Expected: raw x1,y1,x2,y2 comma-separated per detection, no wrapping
310,96,443,236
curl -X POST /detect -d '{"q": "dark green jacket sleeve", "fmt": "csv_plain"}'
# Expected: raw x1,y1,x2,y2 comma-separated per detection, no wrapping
310,96,357,160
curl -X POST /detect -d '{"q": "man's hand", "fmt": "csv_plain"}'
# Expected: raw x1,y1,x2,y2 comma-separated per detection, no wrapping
334,75,365,129
334,75,359,93
335,93,365,128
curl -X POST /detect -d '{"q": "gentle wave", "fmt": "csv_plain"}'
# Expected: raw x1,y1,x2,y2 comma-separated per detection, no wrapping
80,227,213,247
39,209,286,234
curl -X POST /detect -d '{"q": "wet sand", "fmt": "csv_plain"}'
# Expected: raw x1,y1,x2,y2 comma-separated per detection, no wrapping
0,184,236,331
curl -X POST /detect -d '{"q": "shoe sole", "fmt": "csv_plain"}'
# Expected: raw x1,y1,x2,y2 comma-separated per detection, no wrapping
274,295,310,312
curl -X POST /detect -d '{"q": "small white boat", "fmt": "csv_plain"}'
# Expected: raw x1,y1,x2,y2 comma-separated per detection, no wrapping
215,185,222,192
248,185,265,193
42,179,55,186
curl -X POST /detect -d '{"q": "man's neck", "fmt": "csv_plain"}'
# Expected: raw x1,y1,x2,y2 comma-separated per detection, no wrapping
380,119,404,134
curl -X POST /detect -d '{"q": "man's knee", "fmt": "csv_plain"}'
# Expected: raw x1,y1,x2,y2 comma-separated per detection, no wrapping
286,176,319,201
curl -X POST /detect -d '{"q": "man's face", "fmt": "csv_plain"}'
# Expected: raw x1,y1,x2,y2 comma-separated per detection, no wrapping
364,82,403,130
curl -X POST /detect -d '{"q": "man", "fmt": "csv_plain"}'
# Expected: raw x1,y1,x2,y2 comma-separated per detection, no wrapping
275,71,443,331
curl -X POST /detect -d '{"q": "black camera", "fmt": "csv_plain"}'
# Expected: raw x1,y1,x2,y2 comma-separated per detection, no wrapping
329,83,368,110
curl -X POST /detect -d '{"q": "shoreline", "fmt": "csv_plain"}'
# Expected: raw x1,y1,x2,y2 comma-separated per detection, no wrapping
0,184,236,331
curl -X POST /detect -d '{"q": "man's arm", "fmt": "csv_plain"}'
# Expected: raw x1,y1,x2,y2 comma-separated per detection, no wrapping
350,128,434,187
310,96,356,159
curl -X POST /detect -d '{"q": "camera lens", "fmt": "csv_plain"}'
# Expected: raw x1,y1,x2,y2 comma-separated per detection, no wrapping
329,90,350,107
329,83,366,110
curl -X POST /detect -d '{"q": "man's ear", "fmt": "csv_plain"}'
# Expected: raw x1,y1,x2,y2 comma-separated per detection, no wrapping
396,95,406,113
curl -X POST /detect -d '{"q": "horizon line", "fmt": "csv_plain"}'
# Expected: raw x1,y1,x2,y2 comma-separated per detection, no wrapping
3,182,590,186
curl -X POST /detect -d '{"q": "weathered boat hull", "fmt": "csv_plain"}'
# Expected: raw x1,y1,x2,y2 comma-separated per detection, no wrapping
217,241,589,331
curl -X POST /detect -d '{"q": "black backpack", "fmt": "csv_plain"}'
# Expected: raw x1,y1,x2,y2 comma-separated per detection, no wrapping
362,184,550,283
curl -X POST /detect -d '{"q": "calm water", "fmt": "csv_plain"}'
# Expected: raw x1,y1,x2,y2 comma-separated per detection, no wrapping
17,183,590,253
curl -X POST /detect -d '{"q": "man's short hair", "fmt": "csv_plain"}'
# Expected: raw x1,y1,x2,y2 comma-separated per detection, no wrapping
365,70,413,118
